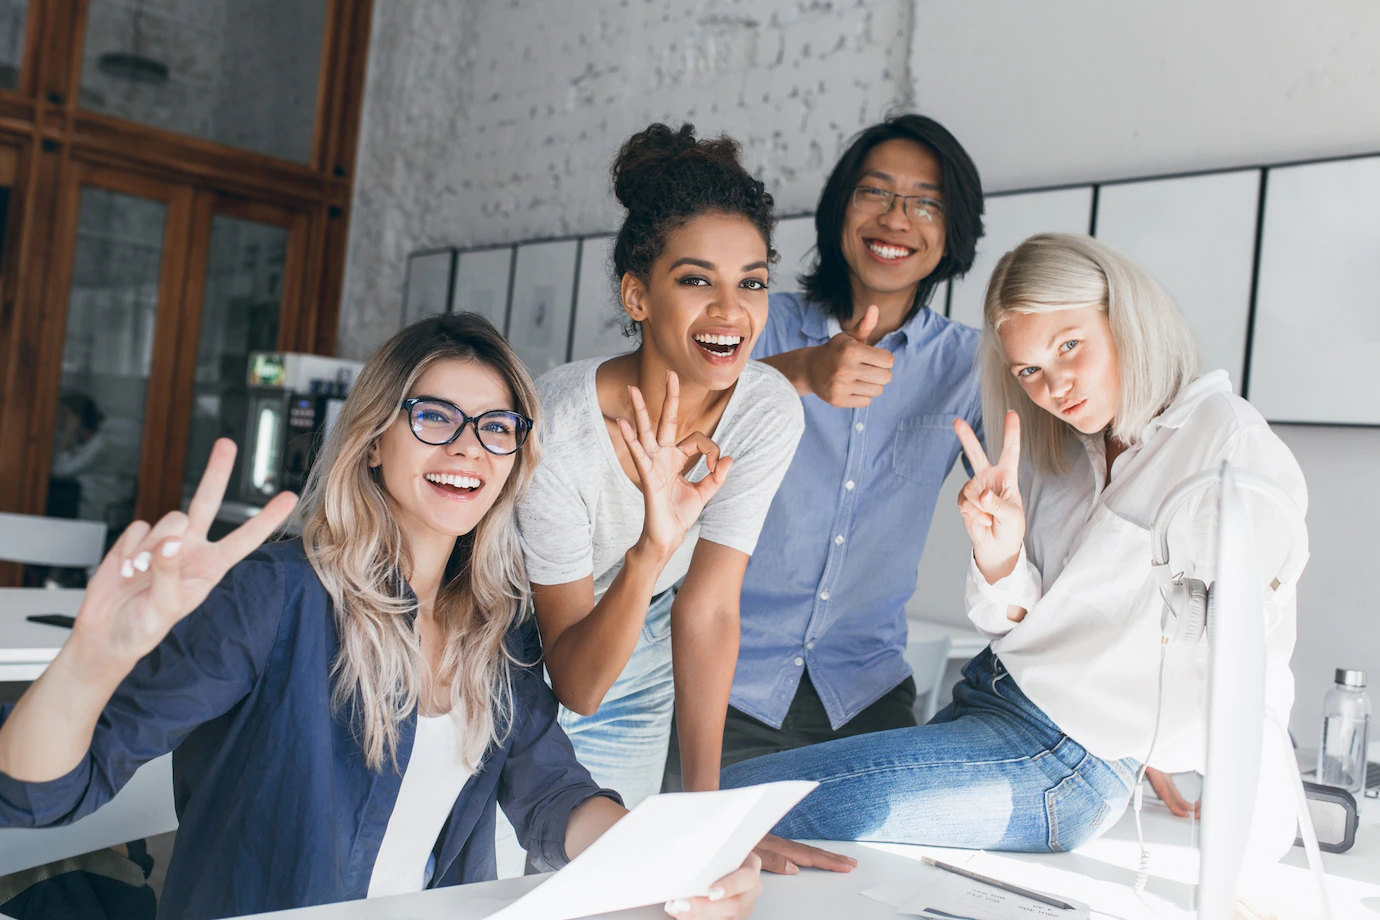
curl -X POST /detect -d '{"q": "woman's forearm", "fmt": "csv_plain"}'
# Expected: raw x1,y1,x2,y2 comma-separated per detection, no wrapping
672,602,739,792
544,541,670,716
0,632,134,781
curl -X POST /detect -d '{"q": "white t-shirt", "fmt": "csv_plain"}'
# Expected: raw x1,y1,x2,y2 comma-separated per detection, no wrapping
967,370,1308,859
519,358,805,598
367,710,478,898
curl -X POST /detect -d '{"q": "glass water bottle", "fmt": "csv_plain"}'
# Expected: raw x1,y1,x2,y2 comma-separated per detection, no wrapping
1317,668,1372,804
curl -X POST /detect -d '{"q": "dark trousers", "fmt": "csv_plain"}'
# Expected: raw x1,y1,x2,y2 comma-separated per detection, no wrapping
663,670,918,791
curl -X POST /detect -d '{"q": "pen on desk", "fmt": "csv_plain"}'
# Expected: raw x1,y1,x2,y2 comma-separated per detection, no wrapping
920,856,1075,911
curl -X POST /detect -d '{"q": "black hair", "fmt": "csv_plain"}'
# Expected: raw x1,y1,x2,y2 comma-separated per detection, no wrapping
59,391,103,433
610,123,776,335
801,114,985,323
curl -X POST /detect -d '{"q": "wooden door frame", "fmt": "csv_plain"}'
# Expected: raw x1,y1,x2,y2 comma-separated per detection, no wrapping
157,192,315,515
26,160,196,525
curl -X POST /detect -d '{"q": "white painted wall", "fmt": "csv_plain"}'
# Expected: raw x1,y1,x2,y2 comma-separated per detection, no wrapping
342,0,1380,741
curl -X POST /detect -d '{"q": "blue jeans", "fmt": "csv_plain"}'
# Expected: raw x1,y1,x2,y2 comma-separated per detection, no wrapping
720,649,1138,852
558,587,676,809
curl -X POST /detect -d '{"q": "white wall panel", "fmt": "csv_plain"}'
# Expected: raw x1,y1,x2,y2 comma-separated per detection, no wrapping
569,235,632,362
947,187,1094,329
453,246,514,331
1096,170,1260,392
1248,156,1380,424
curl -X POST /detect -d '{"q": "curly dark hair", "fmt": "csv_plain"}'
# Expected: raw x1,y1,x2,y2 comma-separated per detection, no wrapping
610,123,776,336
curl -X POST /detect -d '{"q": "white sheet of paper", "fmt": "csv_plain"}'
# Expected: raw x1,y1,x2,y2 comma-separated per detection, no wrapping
485,781,817,920
894,871,1090,920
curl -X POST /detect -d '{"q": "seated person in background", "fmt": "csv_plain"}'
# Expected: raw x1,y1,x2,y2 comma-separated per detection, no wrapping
0,314,761,920
716,114,986,770
723,233,1308,863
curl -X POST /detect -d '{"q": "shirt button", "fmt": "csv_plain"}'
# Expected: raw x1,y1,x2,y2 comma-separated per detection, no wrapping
806,641,815,650
819,590,830,601
855,422,865,432
834,534,845,545
794,657,804,666
845,480,856,491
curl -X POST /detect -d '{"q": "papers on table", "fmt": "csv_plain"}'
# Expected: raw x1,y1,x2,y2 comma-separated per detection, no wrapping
485,781,816,920
863,859,1091,920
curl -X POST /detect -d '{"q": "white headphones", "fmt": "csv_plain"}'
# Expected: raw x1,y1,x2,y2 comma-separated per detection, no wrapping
1149,465,1309,647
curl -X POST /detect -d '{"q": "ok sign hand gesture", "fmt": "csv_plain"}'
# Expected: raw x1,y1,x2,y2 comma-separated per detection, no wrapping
617,371,733,564
953,411,1026,583
73,438,299,670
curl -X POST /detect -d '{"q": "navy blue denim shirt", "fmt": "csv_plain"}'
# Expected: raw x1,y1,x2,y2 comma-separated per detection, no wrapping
0,540,618,920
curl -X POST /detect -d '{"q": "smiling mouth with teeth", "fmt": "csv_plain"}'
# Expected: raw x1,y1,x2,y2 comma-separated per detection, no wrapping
866,240,916,261
424,471,483,493
692,332,743,357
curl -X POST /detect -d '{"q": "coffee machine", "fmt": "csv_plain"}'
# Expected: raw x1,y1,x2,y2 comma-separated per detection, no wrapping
240,352,364,505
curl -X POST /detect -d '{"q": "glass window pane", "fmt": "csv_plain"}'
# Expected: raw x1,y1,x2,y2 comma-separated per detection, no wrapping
182,215,286,508
0,1,26,91
79,0,326,163
47,189,166,563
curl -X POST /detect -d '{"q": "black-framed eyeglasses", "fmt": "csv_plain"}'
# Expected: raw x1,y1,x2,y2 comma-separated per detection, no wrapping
401,397,532,455
850,185,946,223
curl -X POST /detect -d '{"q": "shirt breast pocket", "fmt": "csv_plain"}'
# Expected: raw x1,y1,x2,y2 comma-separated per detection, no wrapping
891,413,960,486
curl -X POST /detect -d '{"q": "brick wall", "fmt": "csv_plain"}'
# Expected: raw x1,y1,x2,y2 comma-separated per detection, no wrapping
339,0,915,358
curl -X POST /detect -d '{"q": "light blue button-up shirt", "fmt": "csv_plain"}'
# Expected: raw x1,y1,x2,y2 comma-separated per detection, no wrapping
732,291,983,729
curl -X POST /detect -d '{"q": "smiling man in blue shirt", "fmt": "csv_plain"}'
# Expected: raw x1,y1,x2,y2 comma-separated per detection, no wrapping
725,115,987,764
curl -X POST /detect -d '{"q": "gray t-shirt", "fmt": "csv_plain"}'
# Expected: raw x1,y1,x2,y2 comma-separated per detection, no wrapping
519,358,805,600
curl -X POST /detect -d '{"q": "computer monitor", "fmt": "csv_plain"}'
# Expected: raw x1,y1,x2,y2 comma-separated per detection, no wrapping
1195,463,1313,918
1197,462,1266,918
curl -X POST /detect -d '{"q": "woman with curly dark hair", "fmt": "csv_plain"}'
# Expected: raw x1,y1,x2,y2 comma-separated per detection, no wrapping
517,124,850,874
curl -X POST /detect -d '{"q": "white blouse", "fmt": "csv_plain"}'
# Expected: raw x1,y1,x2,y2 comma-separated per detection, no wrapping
966,371,1308,855
367,709,478,898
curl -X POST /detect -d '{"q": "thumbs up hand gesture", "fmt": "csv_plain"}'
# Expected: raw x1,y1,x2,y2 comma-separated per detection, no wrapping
805,304,895,408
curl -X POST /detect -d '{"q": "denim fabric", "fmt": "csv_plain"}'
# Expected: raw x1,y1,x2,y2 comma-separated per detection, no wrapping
736,293,983,730
558,588,676,809
720,649,1137,853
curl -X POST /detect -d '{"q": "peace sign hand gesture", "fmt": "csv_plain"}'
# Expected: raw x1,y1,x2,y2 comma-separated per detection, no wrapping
617,371,734,564
953,411,1026,584
72,438,299,671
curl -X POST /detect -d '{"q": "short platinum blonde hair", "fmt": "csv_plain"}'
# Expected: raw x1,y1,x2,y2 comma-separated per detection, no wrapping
981,233,1200,474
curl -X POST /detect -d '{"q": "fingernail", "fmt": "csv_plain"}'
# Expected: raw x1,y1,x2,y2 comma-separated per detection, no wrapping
665,899,691,914
708,886,725,901
120,559,135,579
787,861,799,874
161,540,182,558
133,551,151,572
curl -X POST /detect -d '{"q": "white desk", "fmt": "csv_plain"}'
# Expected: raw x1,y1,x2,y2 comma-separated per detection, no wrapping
221,799,1380,920
0,587,179,875
0,588,83,681
906,617,988,662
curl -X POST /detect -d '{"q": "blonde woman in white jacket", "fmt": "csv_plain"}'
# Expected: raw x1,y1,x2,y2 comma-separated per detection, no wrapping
722,233,1307,867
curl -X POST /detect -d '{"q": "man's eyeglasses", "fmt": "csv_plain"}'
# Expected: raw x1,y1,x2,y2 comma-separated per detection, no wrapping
850,185,945,223
401,397,532,456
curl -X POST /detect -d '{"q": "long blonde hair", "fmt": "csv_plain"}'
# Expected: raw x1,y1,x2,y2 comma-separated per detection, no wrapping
981,233,1199,474
297,313,542,771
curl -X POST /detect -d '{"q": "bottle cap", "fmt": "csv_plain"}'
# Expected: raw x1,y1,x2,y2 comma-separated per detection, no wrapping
1335,669,1367,688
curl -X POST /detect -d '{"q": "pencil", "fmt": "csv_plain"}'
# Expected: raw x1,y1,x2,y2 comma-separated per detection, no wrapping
919,856,1075,911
